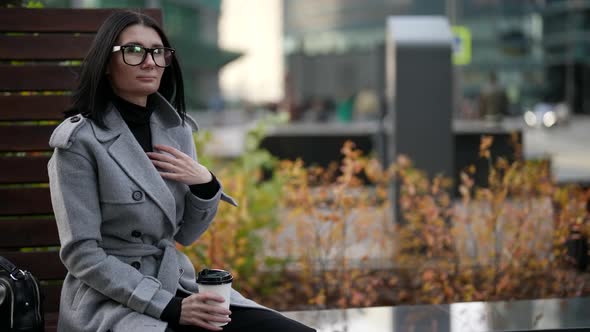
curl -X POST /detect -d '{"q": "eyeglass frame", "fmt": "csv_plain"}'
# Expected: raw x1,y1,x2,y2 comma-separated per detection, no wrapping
112,45,176,68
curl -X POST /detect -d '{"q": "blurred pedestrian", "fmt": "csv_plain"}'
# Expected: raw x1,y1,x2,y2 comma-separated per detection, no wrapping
478,72,509,122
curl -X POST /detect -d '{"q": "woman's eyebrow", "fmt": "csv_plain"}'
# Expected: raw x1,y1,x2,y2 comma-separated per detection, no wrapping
121,41,143,46
121,41,164,47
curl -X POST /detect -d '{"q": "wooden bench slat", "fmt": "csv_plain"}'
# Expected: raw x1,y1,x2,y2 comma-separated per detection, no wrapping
0,125,56,152
0,188,53,215
0,156,51,184
0,8,162,33
0,218,59,248
0,65,79,91
41,283,62,315
0,34,94,60
0,95,69,121
0,251,65,280
0,9,165,328
44,312,59,332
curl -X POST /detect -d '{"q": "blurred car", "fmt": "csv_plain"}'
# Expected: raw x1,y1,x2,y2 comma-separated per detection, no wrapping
523,102,570,128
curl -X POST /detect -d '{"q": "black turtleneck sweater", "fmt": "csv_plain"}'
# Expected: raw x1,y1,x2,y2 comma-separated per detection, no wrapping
112,94,219,198
113,94,218,324
113,94,155,152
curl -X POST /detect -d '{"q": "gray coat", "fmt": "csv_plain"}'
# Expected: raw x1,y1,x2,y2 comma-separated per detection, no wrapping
48,93,266,332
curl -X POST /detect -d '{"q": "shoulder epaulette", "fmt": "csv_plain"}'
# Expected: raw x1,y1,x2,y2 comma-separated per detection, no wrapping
185,114,199,132
49,115,87,149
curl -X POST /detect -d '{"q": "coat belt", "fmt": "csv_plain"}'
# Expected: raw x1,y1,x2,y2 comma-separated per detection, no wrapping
103,239,179,293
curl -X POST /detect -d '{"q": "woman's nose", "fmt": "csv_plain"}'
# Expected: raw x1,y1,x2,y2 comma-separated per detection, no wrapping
141,53,156,68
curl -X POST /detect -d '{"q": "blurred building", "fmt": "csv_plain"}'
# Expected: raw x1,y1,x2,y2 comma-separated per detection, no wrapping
283,0,438,119
541,0,590,114
218,0,284,105
283,0,590,120
43,0,241,110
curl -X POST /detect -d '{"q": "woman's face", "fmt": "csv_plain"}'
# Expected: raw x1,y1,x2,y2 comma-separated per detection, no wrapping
107,24,166,106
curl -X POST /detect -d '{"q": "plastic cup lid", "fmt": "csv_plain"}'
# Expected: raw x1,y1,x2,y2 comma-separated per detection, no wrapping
196,268,233,285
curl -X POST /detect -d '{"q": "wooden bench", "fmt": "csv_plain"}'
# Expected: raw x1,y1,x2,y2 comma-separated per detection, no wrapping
0,8,162,331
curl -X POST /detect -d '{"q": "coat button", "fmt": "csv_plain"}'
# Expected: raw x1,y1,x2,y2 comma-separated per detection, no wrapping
70,115,81,123
131,230,142,238
132,191,143,201
131,261,141,270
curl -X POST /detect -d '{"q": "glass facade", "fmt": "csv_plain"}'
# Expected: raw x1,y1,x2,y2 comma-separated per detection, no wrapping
541,1,590,114
458,1,544,111
284,0,590,117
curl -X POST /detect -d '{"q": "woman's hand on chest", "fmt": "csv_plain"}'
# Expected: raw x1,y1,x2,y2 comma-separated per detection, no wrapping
147,144,213,185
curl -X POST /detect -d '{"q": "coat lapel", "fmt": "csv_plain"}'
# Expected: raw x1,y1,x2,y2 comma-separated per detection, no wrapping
150,101,182,155
91,102,177,227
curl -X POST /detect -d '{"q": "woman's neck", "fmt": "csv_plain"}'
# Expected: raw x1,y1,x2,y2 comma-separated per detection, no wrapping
113,92,147,107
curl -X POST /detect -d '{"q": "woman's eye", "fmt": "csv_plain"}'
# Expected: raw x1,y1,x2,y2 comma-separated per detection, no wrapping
125,46,143,54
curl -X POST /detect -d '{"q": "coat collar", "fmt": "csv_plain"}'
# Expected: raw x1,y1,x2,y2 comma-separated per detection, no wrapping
90,92,181,227
93,92,181,143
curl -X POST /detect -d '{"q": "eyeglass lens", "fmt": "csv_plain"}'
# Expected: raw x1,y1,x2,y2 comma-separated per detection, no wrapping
122,46,173,67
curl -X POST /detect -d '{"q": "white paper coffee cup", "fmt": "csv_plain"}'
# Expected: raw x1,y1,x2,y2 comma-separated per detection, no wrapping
196,269,233,327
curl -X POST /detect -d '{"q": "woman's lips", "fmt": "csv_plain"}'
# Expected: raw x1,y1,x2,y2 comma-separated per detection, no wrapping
137,76,157,82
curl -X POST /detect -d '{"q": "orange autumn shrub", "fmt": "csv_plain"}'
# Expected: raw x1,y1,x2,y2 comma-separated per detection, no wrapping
180,119,590,310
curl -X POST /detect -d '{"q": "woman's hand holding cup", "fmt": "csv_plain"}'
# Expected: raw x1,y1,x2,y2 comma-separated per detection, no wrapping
179,292,231,331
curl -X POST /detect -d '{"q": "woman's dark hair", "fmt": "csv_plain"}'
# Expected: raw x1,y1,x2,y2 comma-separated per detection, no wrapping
68,10,186,127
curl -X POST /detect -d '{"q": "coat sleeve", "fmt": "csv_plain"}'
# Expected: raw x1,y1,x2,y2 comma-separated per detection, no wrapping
174,129,222,246
48,148,174,318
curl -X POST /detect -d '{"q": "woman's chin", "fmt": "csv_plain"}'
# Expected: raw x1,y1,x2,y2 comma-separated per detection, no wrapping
134,87,160,96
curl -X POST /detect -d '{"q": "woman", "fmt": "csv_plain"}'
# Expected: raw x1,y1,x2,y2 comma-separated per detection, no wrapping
48,10,314,332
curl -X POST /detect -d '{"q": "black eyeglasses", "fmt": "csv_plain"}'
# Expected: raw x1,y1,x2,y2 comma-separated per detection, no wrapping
112,45,175,68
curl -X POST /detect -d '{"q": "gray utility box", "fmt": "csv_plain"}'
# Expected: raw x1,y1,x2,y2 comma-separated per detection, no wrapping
385,16,454,179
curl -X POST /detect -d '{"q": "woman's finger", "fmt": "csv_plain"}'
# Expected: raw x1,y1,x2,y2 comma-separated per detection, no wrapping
196,292,227,304
184,307,230,326
159,172,183,181
146,152,178,165
154,144,190,160
199,303,231,316
197,310,231,324
183,303,230,318
150,159,181,173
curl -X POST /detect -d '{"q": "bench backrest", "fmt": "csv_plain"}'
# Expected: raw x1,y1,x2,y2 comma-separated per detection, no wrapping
0,8,162,330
